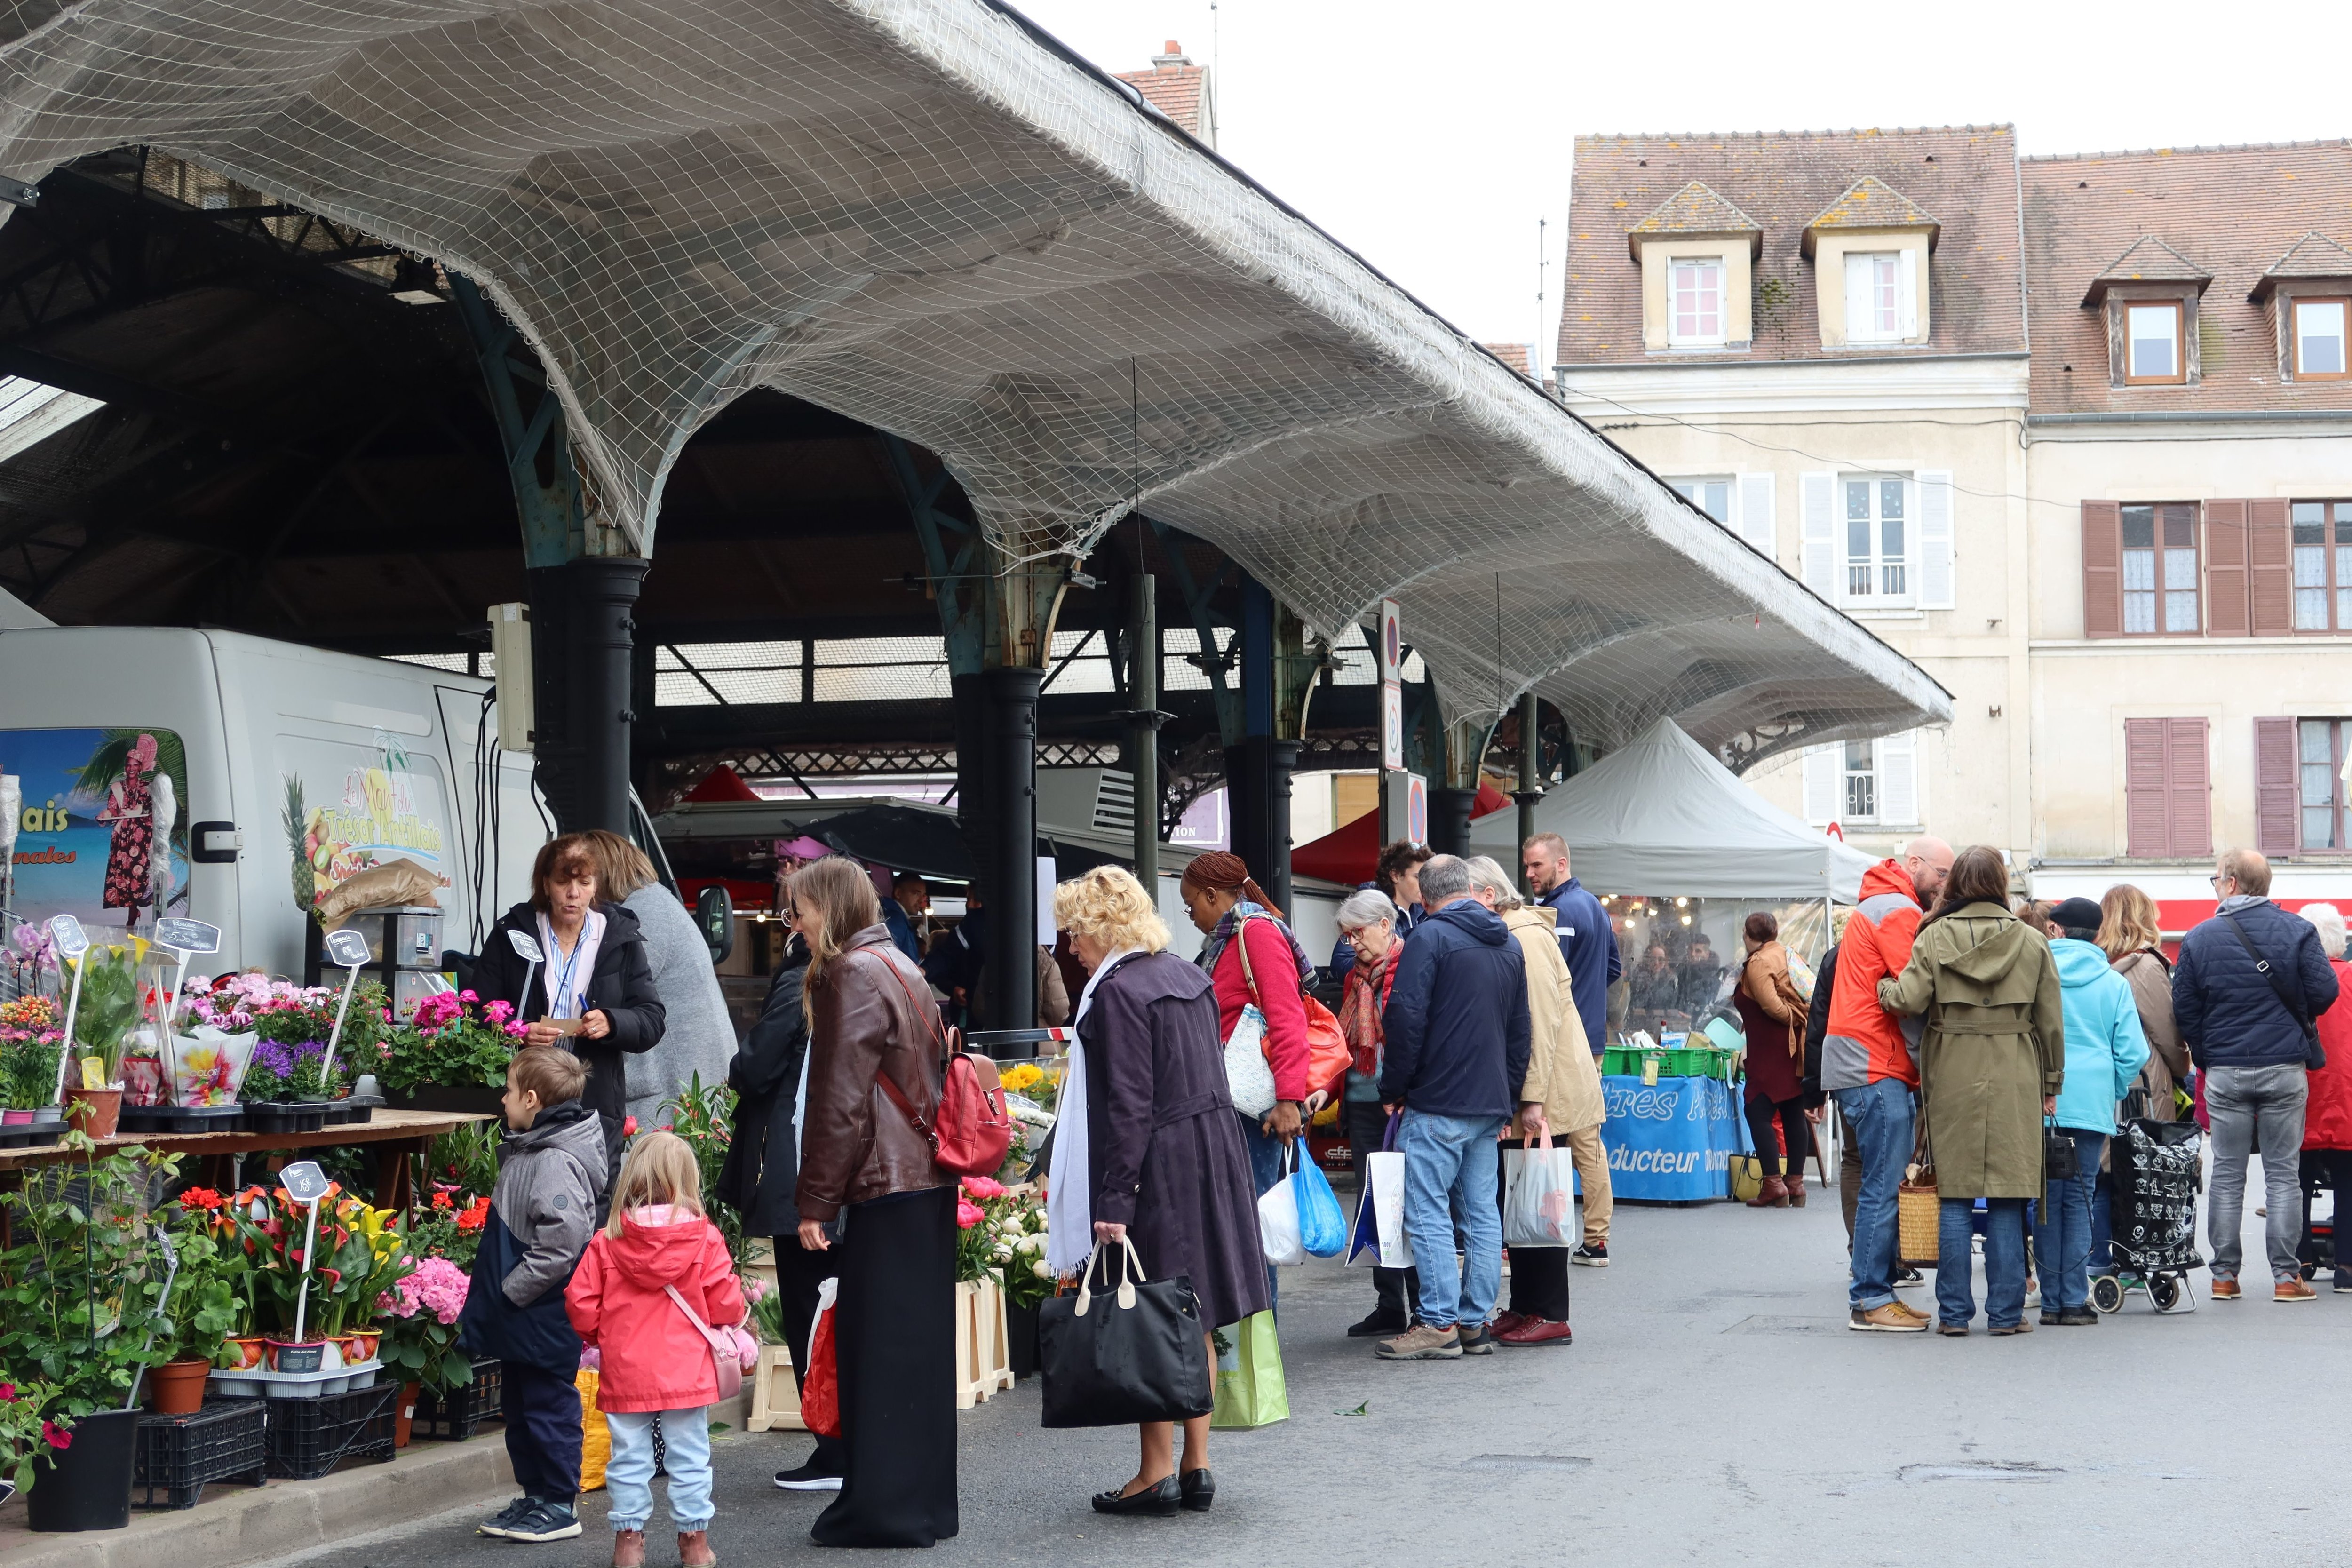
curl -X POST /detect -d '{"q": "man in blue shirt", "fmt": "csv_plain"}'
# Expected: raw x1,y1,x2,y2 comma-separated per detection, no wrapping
1521,832,1620,1266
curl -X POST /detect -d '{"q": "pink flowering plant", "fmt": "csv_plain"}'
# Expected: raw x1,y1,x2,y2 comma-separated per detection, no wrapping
952,1175,1051,1305
377,989,517,1096
377,1253,476,1393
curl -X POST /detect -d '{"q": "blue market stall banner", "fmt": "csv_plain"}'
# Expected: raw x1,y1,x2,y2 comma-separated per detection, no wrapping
1587,1075,1753,1202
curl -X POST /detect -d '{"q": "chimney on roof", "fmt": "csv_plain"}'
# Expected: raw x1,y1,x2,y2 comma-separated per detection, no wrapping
1153,40,1191,67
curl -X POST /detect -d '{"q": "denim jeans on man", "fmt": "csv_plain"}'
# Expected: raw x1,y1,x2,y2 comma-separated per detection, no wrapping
604,1407,713,1534
1937,1196,2028,1328
2031,1129,2106,1312
2206,1063,2309,1281
1398,1108,1504,1328
1834,1078,1916,1311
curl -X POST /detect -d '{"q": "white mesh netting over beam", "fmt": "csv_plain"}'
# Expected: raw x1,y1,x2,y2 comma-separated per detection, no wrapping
0,0,1951,762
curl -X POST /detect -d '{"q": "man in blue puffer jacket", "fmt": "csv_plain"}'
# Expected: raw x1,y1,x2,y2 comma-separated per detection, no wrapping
2173,849,2342,1301
1376,854,1532,1361
2036,898,2150,1325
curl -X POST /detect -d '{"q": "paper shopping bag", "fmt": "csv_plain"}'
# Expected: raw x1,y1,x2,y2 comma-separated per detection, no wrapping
1210,1311,1289,1429
1362,1148,1415,1268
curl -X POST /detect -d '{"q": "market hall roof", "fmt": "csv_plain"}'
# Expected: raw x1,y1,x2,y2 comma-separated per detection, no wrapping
0,0,1951,761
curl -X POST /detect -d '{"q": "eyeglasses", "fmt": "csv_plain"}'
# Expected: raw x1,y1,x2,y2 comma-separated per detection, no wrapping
2207,875,2230,890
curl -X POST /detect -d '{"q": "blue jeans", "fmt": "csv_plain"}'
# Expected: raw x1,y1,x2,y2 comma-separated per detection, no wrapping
1237,1111,1286,1312
1834,1079,1915,1312
1398,1109,1505,1329
1937,1197,2028,1329
2031,1129,2105,1312
2089,1168,2114,1276
604,1407,712,1532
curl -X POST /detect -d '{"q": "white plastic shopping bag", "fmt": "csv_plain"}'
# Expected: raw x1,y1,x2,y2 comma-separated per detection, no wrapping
1258,1148,1307,1266
1502,1139,1578,1248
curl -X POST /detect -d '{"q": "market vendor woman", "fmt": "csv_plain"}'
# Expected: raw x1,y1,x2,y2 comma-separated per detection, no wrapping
471,833,667,1186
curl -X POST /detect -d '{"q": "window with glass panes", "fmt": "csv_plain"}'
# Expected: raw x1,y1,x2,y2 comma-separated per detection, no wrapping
1843,476,1907,602
1669,259,1724,346
2292,501,2352,631
2300,719,2349,850
2120,503,2200,634
2294,298,2349,380
2123,301,2184,384
1668,477,1732,524
1843,740,1877,820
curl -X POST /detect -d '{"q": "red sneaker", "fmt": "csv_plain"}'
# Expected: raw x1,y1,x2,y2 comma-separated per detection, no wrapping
1496,1317,1574,1347
1488,1311,1531,1337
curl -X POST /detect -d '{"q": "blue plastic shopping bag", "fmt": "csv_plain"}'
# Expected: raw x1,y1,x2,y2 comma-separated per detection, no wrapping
1291,1144,1346,1258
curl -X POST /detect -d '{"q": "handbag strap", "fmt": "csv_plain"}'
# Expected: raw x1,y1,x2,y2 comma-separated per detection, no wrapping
850,948,956,1143
1072,1237,1143,1316
663,1282,729,1355
2219,910,2316,1043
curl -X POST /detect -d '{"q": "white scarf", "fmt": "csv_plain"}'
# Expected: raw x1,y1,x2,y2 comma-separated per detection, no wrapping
537,908,606,1019
1046,948,1143,1278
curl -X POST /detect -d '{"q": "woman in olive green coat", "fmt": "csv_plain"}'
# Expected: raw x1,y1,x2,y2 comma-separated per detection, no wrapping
1877,846,2065,1336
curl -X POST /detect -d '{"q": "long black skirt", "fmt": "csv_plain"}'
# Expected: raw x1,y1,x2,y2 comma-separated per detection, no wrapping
811,1184,959,1548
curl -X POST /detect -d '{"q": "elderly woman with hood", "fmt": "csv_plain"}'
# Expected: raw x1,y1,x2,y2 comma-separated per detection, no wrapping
1464,857,1599,1348
1877,846,2064,1337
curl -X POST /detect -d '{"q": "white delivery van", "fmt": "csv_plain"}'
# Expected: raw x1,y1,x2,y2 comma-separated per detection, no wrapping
0,625,548,982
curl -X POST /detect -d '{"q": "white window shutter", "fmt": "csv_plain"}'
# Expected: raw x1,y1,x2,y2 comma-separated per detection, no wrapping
1843,254,1870,341
1801,472,1836,596
1739,472,1776,556
1917,470,1955,608
1802,747,1838,825
1899,249,1921,339
1878,731,1919,827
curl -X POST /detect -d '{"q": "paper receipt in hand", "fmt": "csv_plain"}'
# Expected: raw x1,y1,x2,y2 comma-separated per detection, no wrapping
543,1017,586,1036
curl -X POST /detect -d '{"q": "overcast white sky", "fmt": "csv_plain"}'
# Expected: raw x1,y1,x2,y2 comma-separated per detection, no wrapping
1011,0,2352,358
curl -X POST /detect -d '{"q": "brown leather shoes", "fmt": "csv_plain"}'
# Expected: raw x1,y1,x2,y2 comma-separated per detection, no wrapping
2211,1277,2242,1300
2276,1277,2318,1302
678,1531,717,1568
1746,1176,1790,1208
1496,1317,1574,1347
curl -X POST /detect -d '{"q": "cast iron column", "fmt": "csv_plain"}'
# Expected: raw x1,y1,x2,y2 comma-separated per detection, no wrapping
1126,573,1163,888
1429,787,1476,858
569,557,648,835
1514,690,1542,892
984,665,1043,1033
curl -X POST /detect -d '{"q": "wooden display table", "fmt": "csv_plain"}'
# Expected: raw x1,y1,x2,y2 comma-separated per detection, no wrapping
0,1108,494,1210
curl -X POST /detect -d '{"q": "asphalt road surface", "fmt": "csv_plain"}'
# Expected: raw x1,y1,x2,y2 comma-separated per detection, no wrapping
273,1166,2351,1566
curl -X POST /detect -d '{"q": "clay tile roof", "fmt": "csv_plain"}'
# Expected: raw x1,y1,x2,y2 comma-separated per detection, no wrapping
2080,234,2211,303
1625,180,1764,260
1800,175,1940,256
2249,231,2352,301
1482,342,1534,378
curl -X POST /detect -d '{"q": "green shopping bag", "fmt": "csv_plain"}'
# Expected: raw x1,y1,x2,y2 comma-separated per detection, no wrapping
1210,1311,1289,1428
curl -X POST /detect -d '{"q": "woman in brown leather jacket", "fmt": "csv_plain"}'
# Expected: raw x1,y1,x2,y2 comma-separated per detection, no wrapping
789,856,957,1549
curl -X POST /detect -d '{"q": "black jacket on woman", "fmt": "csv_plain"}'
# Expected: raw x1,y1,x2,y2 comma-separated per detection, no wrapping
717,938,812,1236
470,899,666,1178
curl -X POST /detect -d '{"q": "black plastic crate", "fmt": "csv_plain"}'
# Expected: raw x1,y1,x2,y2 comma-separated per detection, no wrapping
408,1359,502,1441
135,1401,268,1509
262,1382,398,1480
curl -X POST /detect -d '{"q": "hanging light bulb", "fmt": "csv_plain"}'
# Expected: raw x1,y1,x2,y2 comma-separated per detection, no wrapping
1676,897,1688,908
1681,914,1692,926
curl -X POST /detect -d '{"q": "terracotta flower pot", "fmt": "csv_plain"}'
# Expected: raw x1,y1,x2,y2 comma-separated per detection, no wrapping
222,1336,266,1370
395,1381,422,1448
64,1085,122,1138
147,1357,212,1415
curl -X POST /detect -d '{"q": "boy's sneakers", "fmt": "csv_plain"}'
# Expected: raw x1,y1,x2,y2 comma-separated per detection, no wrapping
503,1501,582,1542
774,1463,844,1492
480,1496,537,1537
1569,1242,1609,1268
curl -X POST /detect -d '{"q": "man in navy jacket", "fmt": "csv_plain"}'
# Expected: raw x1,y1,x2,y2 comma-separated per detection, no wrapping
1374,854,1531,1360
2174,848,2341,1300
1522,832,1620,1264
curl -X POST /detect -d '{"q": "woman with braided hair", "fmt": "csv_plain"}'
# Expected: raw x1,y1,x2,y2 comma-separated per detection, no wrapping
1180,852,1316,1304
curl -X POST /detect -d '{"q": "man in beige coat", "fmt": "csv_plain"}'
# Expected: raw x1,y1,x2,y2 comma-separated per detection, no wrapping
1468,858,1606,1346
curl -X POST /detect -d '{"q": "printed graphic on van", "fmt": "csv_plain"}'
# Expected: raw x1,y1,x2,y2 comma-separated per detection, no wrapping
0,727,192,932
277,733,452,916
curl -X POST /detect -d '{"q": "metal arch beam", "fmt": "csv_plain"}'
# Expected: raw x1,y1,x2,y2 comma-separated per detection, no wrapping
451,271,586,570
1144,515,1240,747
875,430,983,677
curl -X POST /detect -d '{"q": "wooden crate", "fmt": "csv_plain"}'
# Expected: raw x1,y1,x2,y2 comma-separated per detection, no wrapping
747,1345,803,1432
954,1277,1015,1409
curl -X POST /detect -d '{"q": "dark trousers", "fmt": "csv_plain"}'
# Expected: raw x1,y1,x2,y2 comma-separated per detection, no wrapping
1494,1138,1569,1321
2300,1148,2352,1278
501,1360,582,1506
1345,1098,1419,1322
771,1229,848,1476
1744,1096,1813,1179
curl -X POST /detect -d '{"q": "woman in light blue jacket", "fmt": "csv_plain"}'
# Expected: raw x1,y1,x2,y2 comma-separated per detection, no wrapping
2036,898,2151,1325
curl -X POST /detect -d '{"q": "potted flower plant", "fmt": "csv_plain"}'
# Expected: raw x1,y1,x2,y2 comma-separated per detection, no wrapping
60,941,146,1138
145,1212,238,1414
175,1186,265,1370
377,990,521,1115
1,997,64,1130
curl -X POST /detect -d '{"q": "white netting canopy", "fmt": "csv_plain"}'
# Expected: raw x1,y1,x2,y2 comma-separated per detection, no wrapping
0,0,1950,761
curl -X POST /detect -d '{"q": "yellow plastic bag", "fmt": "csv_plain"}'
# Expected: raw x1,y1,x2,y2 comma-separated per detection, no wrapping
576,1369,610,1492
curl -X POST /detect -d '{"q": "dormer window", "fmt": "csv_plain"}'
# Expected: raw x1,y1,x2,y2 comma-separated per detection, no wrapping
1843,252,1912,342
1802,178,1939,350
1670,259,1725,346
2295,298,2348,379
2124,301,2185,385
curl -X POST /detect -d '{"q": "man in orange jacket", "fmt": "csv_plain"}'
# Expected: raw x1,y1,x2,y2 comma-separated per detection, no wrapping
1824,838,1952,1333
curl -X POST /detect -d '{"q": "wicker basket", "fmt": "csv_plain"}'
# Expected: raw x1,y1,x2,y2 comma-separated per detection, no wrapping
1898,1172,1941,1264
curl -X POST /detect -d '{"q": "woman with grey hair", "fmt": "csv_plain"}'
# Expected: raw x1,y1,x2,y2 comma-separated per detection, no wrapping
2298,903,2352,1289
1334,884,1418,1337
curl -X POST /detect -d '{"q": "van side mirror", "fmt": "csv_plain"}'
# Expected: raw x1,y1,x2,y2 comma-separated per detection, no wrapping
695,884,734,964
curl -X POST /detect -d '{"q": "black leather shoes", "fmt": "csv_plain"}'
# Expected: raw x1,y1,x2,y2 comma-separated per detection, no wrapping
1346,1310,1407,1338
1179,1469,1214,1512
1091,1475,1180,1516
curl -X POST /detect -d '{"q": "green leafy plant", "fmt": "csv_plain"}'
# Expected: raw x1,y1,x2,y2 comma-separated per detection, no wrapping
0,1135,179,1417
64,941,146,1085
658,1074,745,1263
280,773,315,919
153,1220,240,1366
0,1377,68,1498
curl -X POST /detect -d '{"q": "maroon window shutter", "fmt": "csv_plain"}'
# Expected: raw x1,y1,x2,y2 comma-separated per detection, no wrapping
2249,499,2293,636
2124,718,2170,857
2082,501,2122,639
2089,503,2126,639
2205,501,2249,637
2166,717,2212,859
2255,716,2300,857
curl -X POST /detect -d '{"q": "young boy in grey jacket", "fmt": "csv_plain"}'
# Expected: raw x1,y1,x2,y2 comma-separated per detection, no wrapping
460,1047,609,1544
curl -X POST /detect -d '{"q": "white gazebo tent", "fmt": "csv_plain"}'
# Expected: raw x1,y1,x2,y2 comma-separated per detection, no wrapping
1468,718,1879,904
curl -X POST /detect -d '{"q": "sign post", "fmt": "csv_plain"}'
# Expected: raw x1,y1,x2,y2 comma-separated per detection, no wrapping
318,926,372,1085
1375,599,1421,850
47,914,87,1103
278,1161,334,1347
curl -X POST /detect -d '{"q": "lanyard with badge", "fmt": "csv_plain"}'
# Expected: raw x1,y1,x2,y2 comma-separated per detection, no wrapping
540,914,588,1022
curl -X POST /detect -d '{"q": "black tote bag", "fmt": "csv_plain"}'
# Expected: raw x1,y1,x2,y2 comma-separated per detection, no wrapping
1039,1239,1215,1428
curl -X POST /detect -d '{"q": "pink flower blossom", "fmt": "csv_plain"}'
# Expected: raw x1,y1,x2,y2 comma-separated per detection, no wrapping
742,1276,771,1304
955,1200,984,1230
41,1419,70,1450
484,999,514,1025
961,1176,1005,1200
383,1255,471,1326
